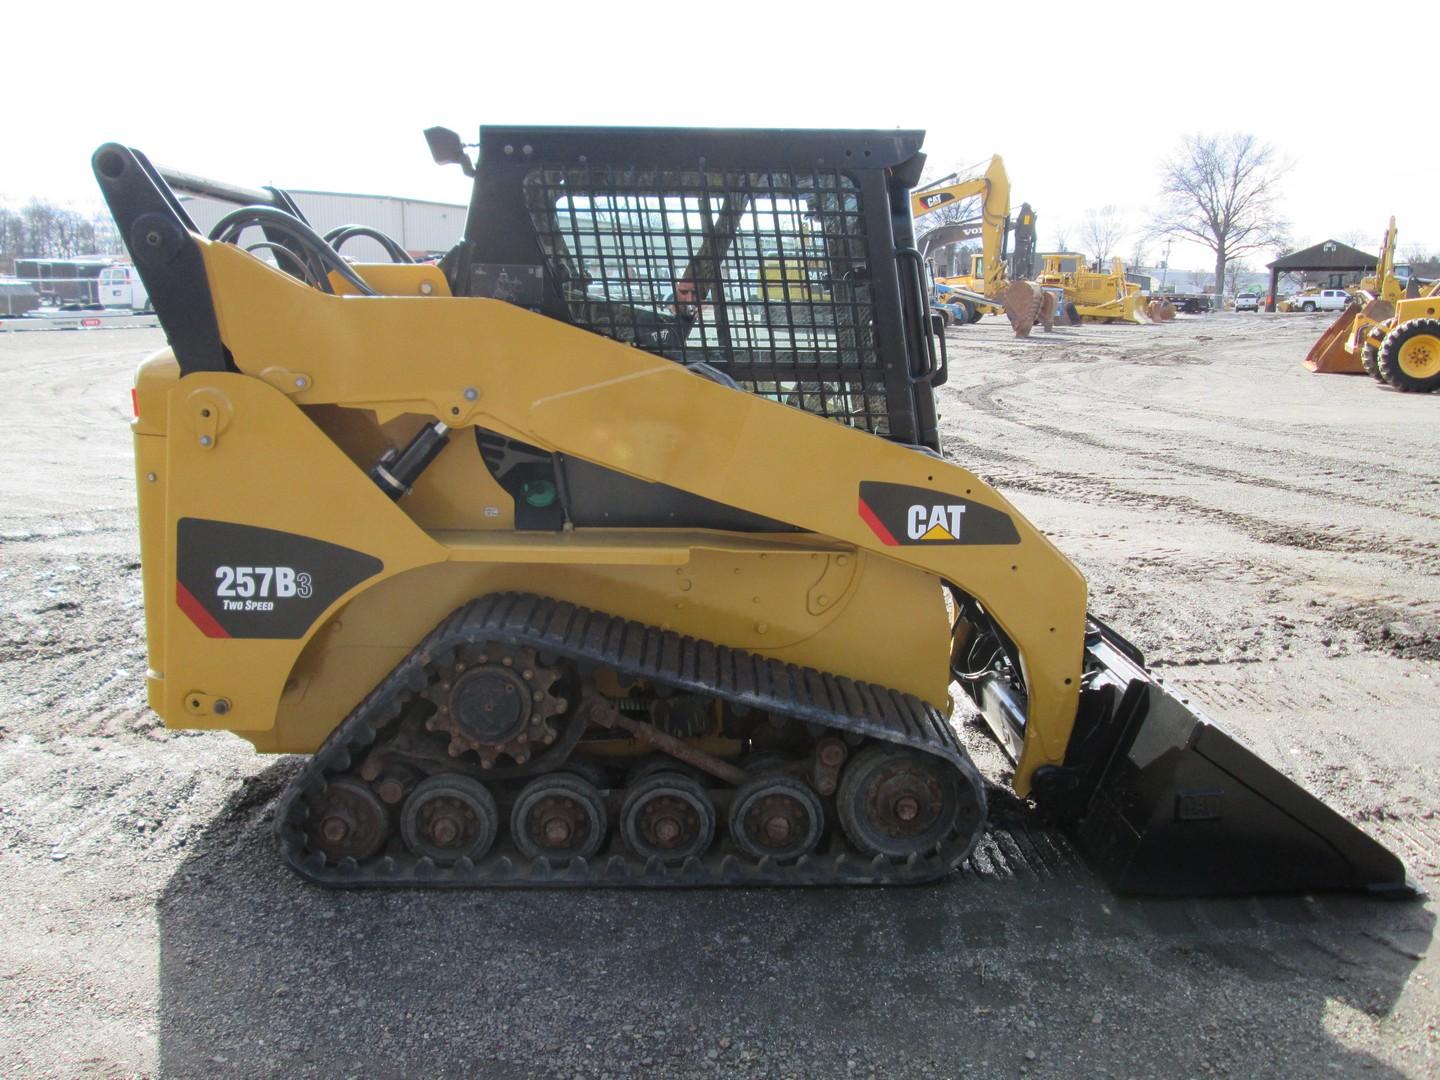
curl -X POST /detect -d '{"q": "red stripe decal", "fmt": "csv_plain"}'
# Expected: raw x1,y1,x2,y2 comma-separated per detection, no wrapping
176,581,230,639
858,496,899,545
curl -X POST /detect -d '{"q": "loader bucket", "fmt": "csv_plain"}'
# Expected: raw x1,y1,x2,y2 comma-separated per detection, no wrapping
1037,287,1057,332
1057,624,1415,897
1302,302,1366,374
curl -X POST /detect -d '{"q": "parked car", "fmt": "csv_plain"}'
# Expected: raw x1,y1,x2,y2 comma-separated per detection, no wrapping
1293,289,1350,312
1234,293,1260,312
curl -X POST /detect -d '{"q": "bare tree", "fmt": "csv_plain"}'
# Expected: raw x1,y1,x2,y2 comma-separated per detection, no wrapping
1050,225,1072,253
1080,205,1126,266
1401,243,1431,266
0,208,25,273
1224,259,1249,298
89,212,125,257
1153,133,1290,303
1128,237,1148,272
1189,268,1212,293
1339,228,1371,251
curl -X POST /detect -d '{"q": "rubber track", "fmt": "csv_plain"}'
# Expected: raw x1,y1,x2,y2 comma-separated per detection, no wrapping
275,592,988,887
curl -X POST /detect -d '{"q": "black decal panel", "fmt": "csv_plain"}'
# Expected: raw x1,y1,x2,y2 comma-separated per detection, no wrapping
175,518,383,639
858,481,1020,547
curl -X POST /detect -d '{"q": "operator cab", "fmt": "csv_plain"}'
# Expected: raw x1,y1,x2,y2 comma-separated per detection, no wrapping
430,126,947,451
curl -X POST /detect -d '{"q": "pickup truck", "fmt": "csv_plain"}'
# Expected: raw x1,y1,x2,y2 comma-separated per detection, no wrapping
1291,289,1349,312
1234,293,1260,312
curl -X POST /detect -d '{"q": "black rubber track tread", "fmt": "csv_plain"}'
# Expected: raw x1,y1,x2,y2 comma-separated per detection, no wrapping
275,592,988,887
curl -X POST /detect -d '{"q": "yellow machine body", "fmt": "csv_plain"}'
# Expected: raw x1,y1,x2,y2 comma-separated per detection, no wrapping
133,241,1087,794
1036,254,1151,324
101,129,1414,896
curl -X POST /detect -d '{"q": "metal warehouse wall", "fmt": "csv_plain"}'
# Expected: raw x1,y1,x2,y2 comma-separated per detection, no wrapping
180,190,468,262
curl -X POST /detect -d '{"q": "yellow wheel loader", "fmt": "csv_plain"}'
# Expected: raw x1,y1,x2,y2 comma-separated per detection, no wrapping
94,127,1413,894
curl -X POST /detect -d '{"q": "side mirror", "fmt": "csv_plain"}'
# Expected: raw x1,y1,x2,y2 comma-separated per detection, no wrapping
423,127,475,177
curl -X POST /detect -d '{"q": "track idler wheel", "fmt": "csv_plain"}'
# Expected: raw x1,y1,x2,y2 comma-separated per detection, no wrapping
511,773,608,862
620,772,716,865
399,774,499,865
306,777,388,863
729,775,824,863
837,745,977,859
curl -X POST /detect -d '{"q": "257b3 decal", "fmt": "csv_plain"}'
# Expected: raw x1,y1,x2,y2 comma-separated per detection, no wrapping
214,565,313,611
177,519,382,639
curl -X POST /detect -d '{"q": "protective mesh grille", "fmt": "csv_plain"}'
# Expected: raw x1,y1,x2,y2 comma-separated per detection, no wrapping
525,166,890,434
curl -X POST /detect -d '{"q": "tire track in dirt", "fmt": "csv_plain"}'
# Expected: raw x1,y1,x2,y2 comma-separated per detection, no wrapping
943,370,1440,565
955,365,1440,524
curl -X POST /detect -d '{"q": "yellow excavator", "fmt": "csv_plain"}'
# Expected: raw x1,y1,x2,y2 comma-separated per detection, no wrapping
912,157,1059,335
92,126,1412,895
1304,217,1440,392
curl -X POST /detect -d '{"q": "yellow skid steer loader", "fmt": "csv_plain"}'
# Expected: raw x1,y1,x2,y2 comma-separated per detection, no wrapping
93,127,1413,895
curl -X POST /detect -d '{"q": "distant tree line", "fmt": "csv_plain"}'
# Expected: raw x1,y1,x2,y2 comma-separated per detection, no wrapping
0,201,125,273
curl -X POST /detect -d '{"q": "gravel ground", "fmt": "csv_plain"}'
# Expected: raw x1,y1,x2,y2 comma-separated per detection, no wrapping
0,315,1436,1079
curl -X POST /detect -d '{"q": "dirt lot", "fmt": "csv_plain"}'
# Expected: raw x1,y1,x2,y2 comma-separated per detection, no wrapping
1,315,1436,1079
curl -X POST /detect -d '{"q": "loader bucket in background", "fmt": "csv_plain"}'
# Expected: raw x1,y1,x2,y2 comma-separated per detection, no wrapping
1147,300,1176,322
1061,624,1416,897
1302,302,1366,373
1362,297,1395,323
1000,279,1044,337
1037,288,1057,332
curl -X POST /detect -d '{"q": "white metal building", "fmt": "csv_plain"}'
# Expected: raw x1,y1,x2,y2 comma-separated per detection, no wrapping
180,189,468,262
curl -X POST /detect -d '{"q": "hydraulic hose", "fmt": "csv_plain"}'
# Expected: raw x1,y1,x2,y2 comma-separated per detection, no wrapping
323,225,414,264
208,205,377,296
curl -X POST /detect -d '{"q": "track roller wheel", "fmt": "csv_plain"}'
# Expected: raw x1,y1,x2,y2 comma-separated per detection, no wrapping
837,745,974,860
511,773,608,862
626,755,704,786
399,774,498,865
306,777,388,863
620,772,716,864
1377,318,1440,393
729,775,824,863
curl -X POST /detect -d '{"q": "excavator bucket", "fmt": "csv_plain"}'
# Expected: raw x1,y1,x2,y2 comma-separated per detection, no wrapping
1147,300,1176,322
1303,302,1366,374
1050,623,1415,897
999,279,1044,337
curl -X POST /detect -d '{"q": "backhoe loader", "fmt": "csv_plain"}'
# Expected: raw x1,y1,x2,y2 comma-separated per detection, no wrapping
94,126,1412,895
1304,218,1440,392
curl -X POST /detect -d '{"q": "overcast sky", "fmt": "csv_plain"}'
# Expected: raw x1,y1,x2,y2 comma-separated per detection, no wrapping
7,1,1436,273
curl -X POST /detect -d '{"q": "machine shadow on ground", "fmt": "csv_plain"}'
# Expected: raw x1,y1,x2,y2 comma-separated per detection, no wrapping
158,761,1435,1079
